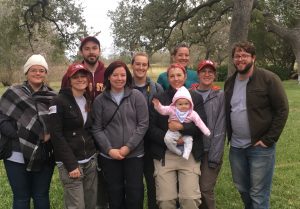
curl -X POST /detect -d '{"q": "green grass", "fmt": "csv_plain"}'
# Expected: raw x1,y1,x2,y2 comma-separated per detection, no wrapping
0,76,299,208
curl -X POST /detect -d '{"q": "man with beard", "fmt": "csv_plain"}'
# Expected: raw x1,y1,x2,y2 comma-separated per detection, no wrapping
224,41,289,209
61,36,108,209
61,36,105,100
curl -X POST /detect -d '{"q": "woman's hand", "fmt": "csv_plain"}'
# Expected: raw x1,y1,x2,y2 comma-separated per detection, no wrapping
43,133,51,142
119,146,130,157
168,121,184,131
69,167,81,178
108,149,125,160
177,137,184,145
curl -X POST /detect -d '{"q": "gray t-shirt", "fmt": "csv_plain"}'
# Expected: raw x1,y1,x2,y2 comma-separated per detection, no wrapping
111,91,124,105
230,76,251,148
195,89,211,102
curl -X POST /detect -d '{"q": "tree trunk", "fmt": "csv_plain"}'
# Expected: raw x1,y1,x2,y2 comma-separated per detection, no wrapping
265,18,300,74
227,0,254,76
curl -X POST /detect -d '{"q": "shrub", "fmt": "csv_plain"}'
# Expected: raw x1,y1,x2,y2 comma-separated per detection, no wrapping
215,65,291,81
263,65,291,81
216,65,228,81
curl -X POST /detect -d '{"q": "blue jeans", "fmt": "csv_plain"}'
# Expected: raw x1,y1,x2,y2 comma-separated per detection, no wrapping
229,145,275,209
4,160,54,209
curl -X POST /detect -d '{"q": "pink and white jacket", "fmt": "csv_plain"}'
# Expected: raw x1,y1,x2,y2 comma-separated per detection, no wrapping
154,86,211,136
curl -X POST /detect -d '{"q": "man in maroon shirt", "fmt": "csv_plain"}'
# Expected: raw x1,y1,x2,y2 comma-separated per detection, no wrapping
61,36,108,209
61,36,105,100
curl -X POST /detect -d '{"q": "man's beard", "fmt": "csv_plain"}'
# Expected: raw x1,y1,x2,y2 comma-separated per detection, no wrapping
236,62,253,75
84,56,99,65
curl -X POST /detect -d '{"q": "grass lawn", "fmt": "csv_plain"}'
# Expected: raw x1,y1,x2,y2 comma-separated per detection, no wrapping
0,76,299,208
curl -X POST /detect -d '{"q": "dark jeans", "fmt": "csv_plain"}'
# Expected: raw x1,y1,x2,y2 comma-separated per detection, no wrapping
143,151,159,209
97,155,109,209
100,155,144,209
4,160,54,209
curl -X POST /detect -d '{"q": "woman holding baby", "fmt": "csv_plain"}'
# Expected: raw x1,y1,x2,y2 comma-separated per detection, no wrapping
148,63,208,209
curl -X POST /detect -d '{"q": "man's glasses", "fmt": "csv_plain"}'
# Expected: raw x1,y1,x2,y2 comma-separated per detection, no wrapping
233,54,252,61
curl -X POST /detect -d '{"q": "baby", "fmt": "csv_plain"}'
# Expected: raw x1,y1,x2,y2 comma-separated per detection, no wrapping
152,86,211,159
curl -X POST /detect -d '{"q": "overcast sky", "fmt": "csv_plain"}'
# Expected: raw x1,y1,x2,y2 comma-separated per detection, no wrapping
80,0,120,58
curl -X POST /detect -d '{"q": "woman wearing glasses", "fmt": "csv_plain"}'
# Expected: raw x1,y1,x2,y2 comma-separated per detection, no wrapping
191,60,226,209
0,54,56,209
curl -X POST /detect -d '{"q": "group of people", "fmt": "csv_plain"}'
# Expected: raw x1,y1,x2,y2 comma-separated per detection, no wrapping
0,36,289,209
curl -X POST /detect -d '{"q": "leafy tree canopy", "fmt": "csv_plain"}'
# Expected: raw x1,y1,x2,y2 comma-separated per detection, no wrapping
0,0,89,85
109,0,300,75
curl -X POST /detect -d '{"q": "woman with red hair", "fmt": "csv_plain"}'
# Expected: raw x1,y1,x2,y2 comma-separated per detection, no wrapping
148,63,206,209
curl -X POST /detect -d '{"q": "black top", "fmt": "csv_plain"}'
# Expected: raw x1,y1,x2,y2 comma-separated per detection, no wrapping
148,87,207,162
48,88,96,172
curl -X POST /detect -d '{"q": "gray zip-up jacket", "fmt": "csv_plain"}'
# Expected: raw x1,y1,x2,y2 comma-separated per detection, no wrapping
92,87,149,158
191,89,226,168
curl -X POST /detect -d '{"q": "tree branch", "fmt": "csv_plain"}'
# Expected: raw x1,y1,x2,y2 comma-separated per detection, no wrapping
22,0,66,52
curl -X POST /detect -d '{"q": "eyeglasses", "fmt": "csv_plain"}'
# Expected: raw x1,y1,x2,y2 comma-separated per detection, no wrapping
28,68,46,73
233,54,252,61
199,69,215,76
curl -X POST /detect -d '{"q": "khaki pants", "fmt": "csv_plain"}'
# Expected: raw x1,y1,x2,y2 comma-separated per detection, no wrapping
154,150,201,209
199,152,222,209
57,157,98,209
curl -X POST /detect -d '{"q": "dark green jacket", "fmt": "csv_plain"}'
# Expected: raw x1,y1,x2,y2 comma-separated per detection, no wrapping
224,67,289,147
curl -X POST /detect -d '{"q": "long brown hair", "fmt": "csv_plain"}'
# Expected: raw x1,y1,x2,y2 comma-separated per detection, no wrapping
69,69,93,112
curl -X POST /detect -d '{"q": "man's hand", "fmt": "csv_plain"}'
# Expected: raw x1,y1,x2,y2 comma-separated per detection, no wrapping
254,140,267,148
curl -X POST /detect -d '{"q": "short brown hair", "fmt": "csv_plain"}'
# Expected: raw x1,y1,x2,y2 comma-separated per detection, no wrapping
131,52,150,67
171,42,190,56
231,41,256,58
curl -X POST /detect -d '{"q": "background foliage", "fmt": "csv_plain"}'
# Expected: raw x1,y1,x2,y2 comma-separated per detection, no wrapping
109,0,300,76
0,0,87,85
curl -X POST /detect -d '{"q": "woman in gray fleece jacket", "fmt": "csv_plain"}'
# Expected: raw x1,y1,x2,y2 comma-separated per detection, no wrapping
92,60,149,209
